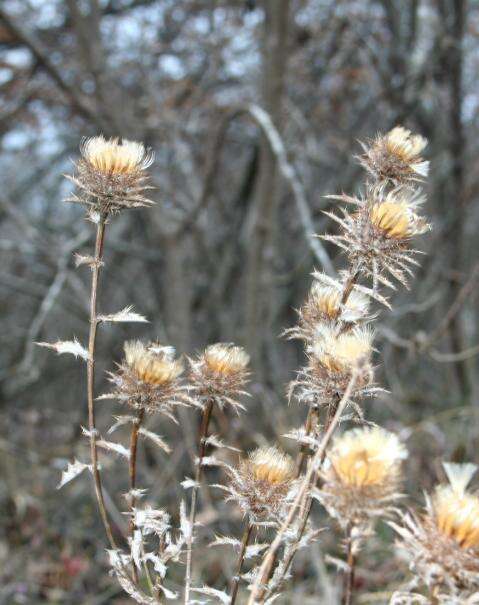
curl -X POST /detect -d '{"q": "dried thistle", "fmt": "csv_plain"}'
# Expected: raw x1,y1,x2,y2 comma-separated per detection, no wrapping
189,343,250,412
286,277,370,342
317,426,407,530
66,135,155,215
289,326,378,416
359,126,429,185
392,463,479,600
323,186,431,289
105,340,189,417
223,446,297,523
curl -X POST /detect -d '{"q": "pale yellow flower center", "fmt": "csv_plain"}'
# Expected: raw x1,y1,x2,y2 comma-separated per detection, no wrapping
249,447,295,485
83,136,148,175
370,202,412,239
434,487,479,549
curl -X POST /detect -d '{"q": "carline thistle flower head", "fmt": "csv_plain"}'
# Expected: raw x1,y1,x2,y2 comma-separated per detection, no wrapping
287,275,370,342
66,135,155,216
223,446,296,522
189,343,250,412
359,126,429,185
392,463,479,598
106,340,189,417
289,326,377,414
319,427,407,528
323,186,431,289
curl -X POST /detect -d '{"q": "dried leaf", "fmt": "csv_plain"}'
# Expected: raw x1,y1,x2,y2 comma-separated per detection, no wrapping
57,459,91,489
181,477,199,491
36,338,89,361
158,585,179,600
98,305,148,323
190,586,231,604
139,427,171,453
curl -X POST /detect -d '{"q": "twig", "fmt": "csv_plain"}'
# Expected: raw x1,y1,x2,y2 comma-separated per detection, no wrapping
86,214,118,550
247,373,358,604
230,522,253,605
129,407,145,583
342,524,357,605
184,398,214,604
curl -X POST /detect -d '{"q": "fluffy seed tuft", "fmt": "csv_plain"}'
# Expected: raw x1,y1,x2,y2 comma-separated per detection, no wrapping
105,340,189,416
189,343,250,412
65,135,155,215
318,427,407,528
360,126,429,184
223,446,296,522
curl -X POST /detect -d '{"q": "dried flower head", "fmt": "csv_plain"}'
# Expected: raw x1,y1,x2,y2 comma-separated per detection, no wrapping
359,126,429,185
323,186,431,289
189,343,250,412
318,427,407,528
223,446,296,522
287,276,370,342
105,341,189,417
312,326,373,375
392,463,479,599
66,135,155,215
289,326,378,417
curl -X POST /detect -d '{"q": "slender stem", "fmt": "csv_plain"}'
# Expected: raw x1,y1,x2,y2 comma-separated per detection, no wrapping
230,522,253,605
129,407,145,583
184,398,214,604
295,406,319,478
340,264,361,306
87,214,118,550
342,525,357,605
247,373,358,604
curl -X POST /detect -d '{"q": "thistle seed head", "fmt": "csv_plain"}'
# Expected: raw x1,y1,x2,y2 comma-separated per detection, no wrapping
289,279,370,342
326,426,406,489
319,427,407,528
107,340,189,416
312,326,374,376
392,463,479,598
224,446,296,522
289,326,378,414
189,343,250,412
66,135,155,215
433,463,479,550
323,186,431,288
360,126,429,185
124,340,184,386
248,446,296,485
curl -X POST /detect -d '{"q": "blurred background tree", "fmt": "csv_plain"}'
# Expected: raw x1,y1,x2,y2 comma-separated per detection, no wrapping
0,1,478,602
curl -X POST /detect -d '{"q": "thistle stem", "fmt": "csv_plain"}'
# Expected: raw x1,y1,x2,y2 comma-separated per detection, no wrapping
129,407,145,583
342,525,357,605
184,398,214,604
230,522,253,605
86,214,118,551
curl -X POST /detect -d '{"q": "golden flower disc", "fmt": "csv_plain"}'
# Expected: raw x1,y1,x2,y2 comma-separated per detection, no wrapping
328,426,406,488
248,446,295,485
81,135,153,175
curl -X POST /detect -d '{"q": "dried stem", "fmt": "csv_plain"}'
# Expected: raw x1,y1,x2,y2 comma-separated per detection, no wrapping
247,373,358,604
342,524,357,605
87,214,118,550
230,522,253,605
184,398,214,604
295,406,319,478
129,407,145,583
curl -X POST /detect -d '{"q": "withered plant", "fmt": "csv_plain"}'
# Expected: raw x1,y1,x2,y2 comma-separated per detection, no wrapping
39,127,478,605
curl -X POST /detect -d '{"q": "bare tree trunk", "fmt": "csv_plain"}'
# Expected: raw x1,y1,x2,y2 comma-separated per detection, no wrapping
447,0,470,399
245,0,290,374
